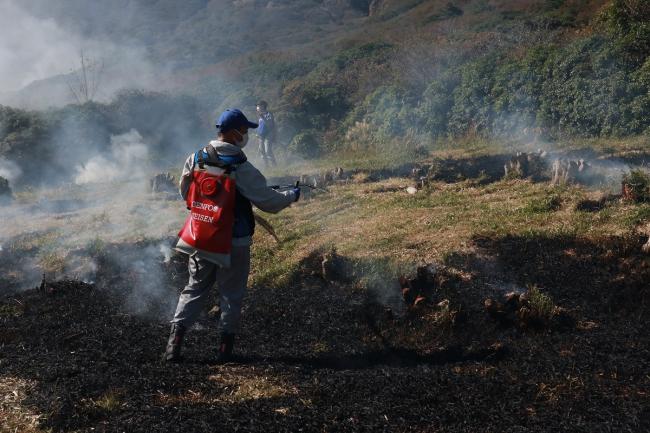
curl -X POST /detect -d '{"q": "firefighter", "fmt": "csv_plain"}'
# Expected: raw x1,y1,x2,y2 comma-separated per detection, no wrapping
256,100,277,167
165,108,299,363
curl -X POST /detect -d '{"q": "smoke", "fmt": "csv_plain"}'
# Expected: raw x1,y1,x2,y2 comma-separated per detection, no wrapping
63,253,99,284
160,243,172,264
582,159,632,189
0,0,80,93
0,123,185,318
364,272,405,313
0,1,164,108
350,257,411,314
121,243,178,317
74,129,149,184
0,157,22,183
0,174,183,318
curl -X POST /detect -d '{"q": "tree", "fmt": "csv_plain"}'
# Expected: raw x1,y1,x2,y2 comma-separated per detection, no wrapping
66,50,105,104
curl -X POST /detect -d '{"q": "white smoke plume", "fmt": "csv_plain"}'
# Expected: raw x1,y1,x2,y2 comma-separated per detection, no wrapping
0,1,163,108
0,121,187,319
0,0,80,93
0,157,22,183
159,243,172,264
74,129,149,184
122,243,178,317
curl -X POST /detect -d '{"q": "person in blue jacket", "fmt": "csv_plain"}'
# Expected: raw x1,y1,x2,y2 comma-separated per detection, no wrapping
256,100,277,167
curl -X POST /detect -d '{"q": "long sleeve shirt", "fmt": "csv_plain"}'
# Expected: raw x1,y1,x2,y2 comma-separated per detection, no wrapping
179,140,294,246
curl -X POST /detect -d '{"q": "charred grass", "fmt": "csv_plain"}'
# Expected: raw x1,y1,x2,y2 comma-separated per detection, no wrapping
1,151,650,432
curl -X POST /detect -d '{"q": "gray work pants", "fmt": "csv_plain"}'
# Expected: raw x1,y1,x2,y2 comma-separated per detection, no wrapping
258,137,276,166
171,246,250,334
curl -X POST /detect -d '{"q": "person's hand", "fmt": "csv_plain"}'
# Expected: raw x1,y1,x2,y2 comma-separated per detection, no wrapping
292,187,301,202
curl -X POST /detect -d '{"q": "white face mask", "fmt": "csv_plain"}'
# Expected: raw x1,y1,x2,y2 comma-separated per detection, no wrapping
234,130,249,148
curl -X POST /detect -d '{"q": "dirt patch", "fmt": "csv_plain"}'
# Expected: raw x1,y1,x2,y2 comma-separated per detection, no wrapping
0,251,510,432
504,151,548,181
427,154,512,184
575,194,618,212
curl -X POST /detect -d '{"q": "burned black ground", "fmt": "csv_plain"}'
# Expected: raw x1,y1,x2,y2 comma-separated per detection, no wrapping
1,234,648,432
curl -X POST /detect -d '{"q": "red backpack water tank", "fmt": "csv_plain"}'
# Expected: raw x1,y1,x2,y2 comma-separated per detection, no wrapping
175,148,245,267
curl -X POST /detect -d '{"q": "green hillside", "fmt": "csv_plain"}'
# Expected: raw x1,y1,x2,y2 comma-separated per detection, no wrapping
18,0,369,67
2,0,649,175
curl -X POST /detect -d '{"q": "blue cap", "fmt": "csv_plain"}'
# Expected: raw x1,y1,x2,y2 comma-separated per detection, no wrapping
216,109,258,132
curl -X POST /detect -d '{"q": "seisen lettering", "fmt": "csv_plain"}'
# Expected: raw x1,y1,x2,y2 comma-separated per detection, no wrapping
191,212,214,223
192,201,220,212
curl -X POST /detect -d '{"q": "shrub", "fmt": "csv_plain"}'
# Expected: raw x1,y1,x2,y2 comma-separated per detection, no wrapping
424,2,463,24
288,130,321,158
622,169,650,202
600,0,650,64
354,85,414,137
342,121,381,152
538,36,649,136
448,55,498,135
0,106,51,164
414,69,459,138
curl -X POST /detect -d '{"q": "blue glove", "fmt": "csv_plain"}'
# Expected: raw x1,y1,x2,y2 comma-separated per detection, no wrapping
292,187,301,202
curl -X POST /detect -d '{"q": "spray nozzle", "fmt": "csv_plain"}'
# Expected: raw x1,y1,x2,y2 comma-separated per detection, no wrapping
270,182,328,193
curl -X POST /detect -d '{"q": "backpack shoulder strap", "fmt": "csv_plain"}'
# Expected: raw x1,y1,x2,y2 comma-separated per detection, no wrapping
219,153,247,174
204,144,219,163
218,154,247,166
194,148,209,169
194,146,222,169
194,145,247,172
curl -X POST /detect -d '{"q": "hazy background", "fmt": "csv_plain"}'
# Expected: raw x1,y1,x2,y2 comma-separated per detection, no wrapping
0,0,647,190
2,1,648,172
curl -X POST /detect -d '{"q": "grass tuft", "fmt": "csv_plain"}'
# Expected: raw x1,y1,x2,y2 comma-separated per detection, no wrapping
38,251,66,275
622,169,650,202
523,286,555,324
93,389,122,412
523,194,562,214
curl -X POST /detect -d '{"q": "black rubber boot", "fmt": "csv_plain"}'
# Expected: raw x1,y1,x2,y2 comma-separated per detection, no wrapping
164,322,186,363
215,332,235,364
